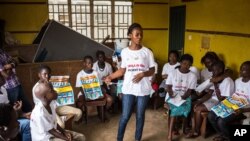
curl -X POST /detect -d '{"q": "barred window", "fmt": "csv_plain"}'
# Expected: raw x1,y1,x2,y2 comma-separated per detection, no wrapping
48,0,132,42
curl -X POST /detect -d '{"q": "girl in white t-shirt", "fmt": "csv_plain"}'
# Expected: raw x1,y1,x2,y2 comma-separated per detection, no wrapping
200,52,219,83
159,50,180,97
208,61,250,141
104,23,155,141
166,54,197,141
187,61,234,138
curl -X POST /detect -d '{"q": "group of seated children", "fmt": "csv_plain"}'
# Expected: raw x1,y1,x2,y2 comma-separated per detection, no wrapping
163,51,250,141
1,49,119,141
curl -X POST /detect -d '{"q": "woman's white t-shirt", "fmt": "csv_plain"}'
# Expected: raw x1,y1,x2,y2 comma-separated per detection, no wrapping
93,61,113,85
190,66,200,81
166,69,197,98
75,70,99,88
121,46,155,96
161,62,180,76
210,77,235,101
0,86,9,104
200,68,213,82
234,77,250,124
235,77,250,104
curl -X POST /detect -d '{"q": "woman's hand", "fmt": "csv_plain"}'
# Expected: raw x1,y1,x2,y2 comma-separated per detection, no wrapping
13,101,22,111
4,64,13,70
103,76,112,84
132,72,144,83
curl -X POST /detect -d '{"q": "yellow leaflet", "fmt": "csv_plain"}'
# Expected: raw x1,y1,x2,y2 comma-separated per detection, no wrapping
222,99,234,108
81,82,100,89
54,86,73,93
232,105,240,110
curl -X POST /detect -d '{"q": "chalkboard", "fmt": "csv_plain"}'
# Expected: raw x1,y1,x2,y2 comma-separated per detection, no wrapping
33,20,114,62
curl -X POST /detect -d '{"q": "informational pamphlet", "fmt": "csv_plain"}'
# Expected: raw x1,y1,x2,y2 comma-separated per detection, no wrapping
50,76,75,106
211,93,249,118
80,74,104,101
167,92,186,107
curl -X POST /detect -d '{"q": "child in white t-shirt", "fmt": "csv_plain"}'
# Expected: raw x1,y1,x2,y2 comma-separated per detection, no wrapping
187,61,234,138
166,54,197,141
159,50,180,97
32,65,82,128
76,56,113,113
30,80,85,141
208,61,250,141
93,50,113,87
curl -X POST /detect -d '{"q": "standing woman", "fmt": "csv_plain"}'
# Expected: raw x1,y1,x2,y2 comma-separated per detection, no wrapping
104,23,155,141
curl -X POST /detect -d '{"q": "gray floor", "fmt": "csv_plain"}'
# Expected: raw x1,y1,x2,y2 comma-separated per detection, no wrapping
72,108,216,141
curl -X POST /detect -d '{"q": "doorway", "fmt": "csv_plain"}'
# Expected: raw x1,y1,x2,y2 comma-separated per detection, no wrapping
169,5,186,57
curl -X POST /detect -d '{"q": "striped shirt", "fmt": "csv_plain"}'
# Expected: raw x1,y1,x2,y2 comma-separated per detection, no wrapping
0,49,20,89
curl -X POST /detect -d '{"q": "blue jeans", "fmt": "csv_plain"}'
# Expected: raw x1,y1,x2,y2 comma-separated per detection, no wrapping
18,119,31,141
117,94,150,141
7,85,32,112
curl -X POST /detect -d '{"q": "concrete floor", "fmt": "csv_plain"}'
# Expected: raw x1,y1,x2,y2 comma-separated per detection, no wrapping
72,107,216,141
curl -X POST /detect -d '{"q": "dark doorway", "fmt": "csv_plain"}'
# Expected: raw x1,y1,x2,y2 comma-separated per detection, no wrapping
169,6,186,57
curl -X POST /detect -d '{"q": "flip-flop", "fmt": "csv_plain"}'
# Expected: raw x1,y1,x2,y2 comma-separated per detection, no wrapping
185,132,199,138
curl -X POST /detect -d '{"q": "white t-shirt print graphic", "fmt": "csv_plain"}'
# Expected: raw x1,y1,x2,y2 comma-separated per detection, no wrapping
121,47,155,96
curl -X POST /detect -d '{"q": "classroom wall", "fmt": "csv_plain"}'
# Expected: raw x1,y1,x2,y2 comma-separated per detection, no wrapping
0,0,48,44
133,0,169,71
0,0,169,68
1,0,249,78
170,0,250,78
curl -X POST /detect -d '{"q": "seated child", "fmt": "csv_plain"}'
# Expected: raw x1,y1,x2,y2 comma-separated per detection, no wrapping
30,80,85,141
93,51,116,111
165,54,197,141
208,61,250,141
0,74,31,141
187,61,235,138
32,65,82,128
159,50,180,98
93,50,113,92
76,56,113,113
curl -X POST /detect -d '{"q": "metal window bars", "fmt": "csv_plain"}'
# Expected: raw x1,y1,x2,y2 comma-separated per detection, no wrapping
48,0,132,42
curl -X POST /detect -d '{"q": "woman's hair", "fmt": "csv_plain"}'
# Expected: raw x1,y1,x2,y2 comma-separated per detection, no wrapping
201,51,220,64
83,55,93,62
211,60,225,72
96,50,105,58
38,64,51,74
0,103,13,126
180,54,193,65
127,23,142,36
168,50,179,61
